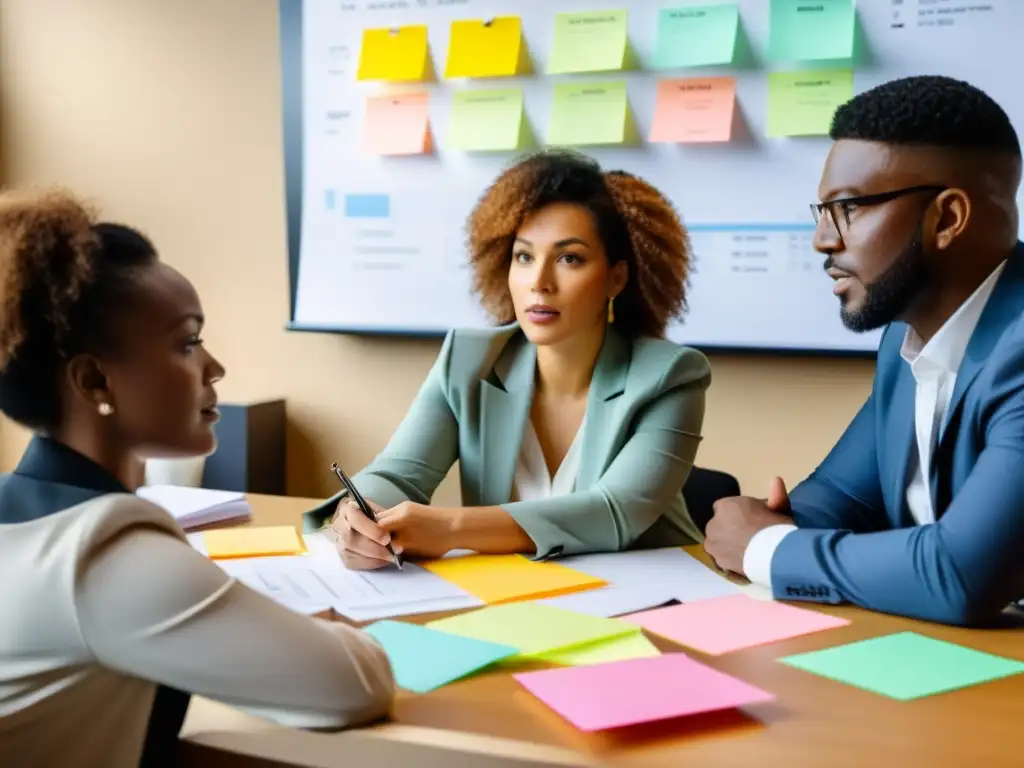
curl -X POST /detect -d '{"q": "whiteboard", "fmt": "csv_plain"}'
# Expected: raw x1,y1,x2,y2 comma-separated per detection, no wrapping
280,0,1024,355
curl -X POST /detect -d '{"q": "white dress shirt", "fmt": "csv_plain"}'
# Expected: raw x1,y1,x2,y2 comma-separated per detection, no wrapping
512,417,584,502
743,261,1007,588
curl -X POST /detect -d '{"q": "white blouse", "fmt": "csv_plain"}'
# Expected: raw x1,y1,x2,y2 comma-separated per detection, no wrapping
512,418,584,502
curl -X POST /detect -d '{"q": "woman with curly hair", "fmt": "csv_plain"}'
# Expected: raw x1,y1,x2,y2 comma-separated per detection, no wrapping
309,149,711,568
0,189,394,768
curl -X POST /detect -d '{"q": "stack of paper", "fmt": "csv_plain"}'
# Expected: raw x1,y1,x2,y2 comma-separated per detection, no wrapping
138,484,252,530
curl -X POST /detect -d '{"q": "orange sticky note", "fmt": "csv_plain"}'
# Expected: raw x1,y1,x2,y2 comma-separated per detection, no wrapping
203,526,306,560
363,92,432,155
422,553,605,604
650,77,736,143
357,26,430,81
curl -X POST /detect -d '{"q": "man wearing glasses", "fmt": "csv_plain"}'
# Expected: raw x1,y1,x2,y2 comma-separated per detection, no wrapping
704,75,1024,625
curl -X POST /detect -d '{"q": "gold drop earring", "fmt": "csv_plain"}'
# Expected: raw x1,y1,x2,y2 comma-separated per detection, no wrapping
607,297,615,324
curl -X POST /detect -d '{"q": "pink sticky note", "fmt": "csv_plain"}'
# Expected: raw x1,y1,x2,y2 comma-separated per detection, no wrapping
363,91,433,155
649,76,735,143
623,594,850,655
513,653,773,732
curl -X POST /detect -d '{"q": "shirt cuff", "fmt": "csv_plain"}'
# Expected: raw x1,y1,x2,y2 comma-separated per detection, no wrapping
742,524,798,589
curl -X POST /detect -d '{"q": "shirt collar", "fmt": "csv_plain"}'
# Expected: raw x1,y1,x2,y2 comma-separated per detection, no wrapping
13,434,129,495
900,260,1007,375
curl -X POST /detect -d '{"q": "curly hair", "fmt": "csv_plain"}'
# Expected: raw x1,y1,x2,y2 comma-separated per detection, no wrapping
0,187,158,432
466,149,691,339
830,75,1020,155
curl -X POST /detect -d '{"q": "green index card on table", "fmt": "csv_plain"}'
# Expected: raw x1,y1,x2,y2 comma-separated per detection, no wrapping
780,632,1024,700
766,69,852,137
427,602,638,658
653,4,739,69
547,81,631,147
768,0,856,62
448,88,525,151
548,9,629,74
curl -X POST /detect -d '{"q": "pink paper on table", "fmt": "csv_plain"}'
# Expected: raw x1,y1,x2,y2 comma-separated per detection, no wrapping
623,594,850,655
513,653,774,732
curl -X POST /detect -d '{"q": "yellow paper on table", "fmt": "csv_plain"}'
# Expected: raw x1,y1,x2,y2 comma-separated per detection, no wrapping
766,69,853,137
548,9,629,74
448,88,526,151
539,632,661,666
203,526,305,560
421,553,605,604
357,25,430,81
650,77,736,143
547,81,631,147
427,603,637,658
445,17,528,78
363,92,433,155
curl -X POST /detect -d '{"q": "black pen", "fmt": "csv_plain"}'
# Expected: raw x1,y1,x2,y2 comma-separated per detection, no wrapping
331,463,403,570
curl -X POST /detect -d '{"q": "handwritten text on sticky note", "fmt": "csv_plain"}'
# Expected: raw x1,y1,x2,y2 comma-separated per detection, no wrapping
650,77,736,143
767,69,852,137
768,0,856,62
547,81,630,147
448,88,525,151
654,4,739,68
548,9,629,74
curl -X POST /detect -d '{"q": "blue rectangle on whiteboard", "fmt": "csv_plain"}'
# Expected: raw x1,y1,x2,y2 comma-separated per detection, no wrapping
345,194,390,218
325,189,336,210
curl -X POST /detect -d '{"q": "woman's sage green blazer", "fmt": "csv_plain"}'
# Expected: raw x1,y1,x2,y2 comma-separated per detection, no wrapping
305,323,711,558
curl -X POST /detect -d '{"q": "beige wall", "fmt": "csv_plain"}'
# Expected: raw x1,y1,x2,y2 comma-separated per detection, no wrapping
0,0,874,501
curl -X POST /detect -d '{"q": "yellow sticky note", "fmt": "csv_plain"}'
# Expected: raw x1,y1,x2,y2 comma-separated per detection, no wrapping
767,69,853,137
539,632,661,666
357,25,430,81
445,17,528,78
650,77,736,143
547,81,632,147
422,554,605,604
427,603,636,657
549,9,629,74
203,526,305,560
448,88,526,151
363,92,433,155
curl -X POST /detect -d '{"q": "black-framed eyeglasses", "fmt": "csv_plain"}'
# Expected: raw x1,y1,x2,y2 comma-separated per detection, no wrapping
811,184,947,231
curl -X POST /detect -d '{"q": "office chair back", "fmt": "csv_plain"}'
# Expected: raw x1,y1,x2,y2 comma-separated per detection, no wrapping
683,466,741,535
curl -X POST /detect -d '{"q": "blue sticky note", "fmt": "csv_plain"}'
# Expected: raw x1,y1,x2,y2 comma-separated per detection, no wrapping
364,620,518,694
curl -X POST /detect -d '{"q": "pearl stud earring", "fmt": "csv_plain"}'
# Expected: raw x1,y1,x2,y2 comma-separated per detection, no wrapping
97,402,114,416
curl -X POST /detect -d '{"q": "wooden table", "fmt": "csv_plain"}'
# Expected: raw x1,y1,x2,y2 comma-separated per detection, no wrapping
178,494,1024,767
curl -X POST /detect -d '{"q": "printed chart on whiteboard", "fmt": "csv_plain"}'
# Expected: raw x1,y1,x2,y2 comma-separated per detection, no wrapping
281,0,1021,353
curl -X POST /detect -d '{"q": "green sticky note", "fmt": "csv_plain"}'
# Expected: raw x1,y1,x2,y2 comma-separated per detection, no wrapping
548,9,629,74
364,620,518,694
427,603,638,658
547,81,632,147
448,88,526,151
780,632,1024,700
539,632,661,666
653,4,739,68
768,0,855,62
766,69,852,137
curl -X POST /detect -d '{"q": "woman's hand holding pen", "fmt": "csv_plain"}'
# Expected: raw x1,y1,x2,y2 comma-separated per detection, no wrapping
333,499,457,569
375,502,456,560
333,500,396,571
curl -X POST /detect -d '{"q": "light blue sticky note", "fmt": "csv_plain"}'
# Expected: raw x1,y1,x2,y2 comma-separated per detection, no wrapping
364,620,518,694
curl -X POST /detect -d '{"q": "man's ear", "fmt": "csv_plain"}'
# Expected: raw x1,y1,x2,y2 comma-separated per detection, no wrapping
65,354,111,412
933,188,971,251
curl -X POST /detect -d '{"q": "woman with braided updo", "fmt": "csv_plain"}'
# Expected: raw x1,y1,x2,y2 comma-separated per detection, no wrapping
0,189,394,768
311,149,711,568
